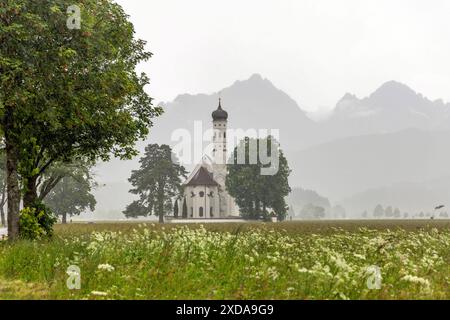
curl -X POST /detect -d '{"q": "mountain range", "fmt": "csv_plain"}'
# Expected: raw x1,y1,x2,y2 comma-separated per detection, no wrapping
151,73,317,150
327,80,450,140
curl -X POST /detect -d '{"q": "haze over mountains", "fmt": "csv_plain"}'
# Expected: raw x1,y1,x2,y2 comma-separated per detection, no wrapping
291,129,450,206
152,73,317,149
91,74,450,219
328,80,450,140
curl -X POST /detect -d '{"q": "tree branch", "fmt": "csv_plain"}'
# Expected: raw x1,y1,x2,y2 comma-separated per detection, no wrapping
38,174,64,201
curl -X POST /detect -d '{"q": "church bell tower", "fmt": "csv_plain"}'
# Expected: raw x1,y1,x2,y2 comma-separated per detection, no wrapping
211,98,228,186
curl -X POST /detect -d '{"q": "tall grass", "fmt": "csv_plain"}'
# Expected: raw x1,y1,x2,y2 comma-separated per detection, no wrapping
0,222,448,299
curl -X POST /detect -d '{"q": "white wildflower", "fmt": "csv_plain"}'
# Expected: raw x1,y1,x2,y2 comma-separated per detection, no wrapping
353,253,366,260
98,264,115,272
401,275,430,287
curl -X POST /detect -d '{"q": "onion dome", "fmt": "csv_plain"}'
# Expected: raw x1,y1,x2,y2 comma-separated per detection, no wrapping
212,98,228,121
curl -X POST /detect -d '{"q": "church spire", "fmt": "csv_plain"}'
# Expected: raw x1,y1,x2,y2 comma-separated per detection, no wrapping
212,96,228,121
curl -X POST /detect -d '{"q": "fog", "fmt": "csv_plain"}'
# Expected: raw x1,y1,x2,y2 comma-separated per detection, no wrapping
81,1,450,220
116,0,450,111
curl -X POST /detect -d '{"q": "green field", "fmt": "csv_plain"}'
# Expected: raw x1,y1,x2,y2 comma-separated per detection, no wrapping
0,220,449,300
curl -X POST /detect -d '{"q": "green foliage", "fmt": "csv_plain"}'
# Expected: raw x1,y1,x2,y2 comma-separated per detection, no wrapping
123,144,187,222
32,201,57,237
19,203,56,240
19,208,45,240
226,136,291,220
1,0,161,165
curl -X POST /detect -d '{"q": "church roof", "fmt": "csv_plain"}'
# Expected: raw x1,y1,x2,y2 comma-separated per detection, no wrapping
185,166,219,187
183,156,214,185
212,98,228,121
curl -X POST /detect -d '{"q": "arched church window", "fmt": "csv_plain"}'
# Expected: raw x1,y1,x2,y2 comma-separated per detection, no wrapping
190,207,193,217
224,132,226,138
199,207,204,217
199,191,205,198
210,207,214,217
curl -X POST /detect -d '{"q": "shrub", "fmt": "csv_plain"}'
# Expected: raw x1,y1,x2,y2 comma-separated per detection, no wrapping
32,201,57,237
19,208,45,240
19,203,57,240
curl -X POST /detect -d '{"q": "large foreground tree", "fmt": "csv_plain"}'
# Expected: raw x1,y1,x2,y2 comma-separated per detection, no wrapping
226,136,291,221
0,0,161,239
124,144,187,223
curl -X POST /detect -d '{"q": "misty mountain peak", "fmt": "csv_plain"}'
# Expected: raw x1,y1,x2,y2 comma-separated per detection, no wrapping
229,73,274,91
370,80,417,102
335,92,360,113
328,80,450,139
339,92,358,103
248,73,264,82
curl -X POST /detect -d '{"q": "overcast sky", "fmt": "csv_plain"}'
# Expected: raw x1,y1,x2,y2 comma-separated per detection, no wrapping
116,0,450,113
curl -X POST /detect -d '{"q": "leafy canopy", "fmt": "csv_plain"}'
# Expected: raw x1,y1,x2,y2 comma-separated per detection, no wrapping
226,136,291,220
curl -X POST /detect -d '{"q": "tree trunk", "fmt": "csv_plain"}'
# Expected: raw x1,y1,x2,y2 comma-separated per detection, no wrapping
157,182,165,224
247,200,254,219
255,199,261,219
158,195,164,224
0,181,6,227
5,135,20,240
23,176,38,209
62,212,67,224
0,206,5,227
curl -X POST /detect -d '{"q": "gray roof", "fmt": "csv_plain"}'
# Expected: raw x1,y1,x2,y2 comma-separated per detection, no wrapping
185,166,219,187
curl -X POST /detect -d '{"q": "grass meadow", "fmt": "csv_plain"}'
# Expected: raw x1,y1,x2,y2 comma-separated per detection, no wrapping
0,220,448,300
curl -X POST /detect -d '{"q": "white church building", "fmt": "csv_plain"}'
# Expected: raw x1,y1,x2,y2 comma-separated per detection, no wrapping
181,99,239,219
